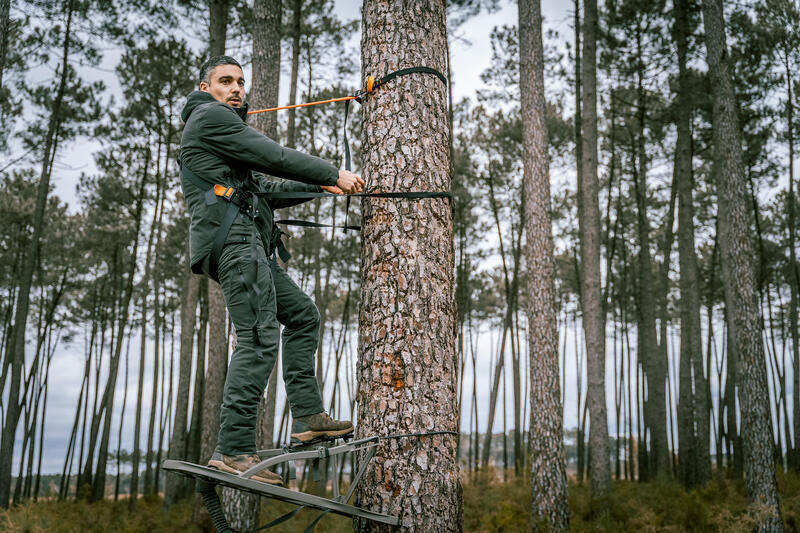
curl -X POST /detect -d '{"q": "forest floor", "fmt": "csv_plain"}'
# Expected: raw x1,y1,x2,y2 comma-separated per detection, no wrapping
2,469,799,532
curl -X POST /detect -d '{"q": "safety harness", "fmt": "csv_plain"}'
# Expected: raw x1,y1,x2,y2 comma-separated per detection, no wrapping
181,65,450,283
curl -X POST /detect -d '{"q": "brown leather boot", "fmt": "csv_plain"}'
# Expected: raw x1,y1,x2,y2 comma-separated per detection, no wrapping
207,452,282,485
290,412,354,443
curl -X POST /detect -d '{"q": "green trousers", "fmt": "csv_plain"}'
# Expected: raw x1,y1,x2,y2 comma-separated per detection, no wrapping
214,241,324,455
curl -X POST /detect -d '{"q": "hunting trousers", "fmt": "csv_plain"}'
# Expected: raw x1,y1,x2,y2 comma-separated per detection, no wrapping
214,241,324,455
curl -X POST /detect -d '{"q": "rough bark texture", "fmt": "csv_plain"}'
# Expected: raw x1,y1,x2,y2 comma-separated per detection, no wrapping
250,0,281,140
286,0,302,148
354,1,461,531
250,0,282,451
519,0,570,528
673,0,711,489
579,0,611,497
700,0,782,529
165,271,199,506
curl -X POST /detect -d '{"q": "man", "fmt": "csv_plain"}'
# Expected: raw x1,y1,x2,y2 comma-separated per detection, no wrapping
179,56,363,485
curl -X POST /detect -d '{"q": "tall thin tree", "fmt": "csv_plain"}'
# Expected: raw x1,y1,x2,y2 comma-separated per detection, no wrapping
701,0,782,528
519,0,570,528
579,0,611,497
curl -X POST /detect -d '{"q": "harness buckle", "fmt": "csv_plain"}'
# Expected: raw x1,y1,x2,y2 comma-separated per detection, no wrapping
213,184,235,200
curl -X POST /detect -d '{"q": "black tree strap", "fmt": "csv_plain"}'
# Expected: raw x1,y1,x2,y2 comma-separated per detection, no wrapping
342,65,448,232
255,191,451,200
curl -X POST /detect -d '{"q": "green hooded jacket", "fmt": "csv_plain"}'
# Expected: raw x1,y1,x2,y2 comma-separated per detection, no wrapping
179,90,338,272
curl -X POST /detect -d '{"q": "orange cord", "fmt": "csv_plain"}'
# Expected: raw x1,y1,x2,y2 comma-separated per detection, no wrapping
248,95,359,115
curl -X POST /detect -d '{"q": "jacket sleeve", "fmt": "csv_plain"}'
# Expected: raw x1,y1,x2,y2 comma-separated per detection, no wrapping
253,172,326,210
199,104,339,187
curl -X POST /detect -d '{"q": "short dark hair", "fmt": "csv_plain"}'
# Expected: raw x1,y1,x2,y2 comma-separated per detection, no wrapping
199,55,243,84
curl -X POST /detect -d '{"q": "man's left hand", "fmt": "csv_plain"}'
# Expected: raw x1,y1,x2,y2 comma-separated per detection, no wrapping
322,185,344,194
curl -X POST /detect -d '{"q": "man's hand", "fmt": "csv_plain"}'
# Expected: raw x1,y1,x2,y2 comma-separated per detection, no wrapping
337,170,365,194
322,185,344,195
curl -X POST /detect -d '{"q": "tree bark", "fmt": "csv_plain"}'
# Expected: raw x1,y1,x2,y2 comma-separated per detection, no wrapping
286,0,303,148
208,0,229,59
673,0,711,489
701,0,782,528
579,0,611,497
355,1,461,530
519,0,569,528
250,0,281,141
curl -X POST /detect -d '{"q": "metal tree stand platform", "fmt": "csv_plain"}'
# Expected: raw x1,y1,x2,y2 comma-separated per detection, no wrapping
162,435,400,532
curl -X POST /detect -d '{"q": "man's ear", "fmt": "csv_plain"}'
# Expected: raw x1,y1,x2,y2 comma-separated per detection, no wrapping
199,81,210,92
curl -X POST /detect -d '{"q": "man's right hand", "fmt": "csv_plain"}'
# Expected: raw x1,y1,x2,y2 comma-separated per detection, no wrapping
337,170,365,194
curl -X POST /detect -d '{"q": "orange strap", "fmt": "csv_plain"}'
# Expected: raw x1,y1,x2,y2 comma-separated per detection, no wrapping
247,75,380,116
248,95,359,115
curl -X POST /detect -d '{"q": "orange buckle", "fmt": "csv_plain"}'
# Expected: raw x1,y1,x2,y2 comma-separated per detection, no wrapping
366,75,376,93
214,184,235,200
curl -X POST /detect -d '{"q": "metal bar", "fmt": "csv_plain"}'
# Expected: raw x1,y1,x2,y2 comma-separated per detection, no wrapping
243,441,377,479
331,453,340,500
162,460,400,526
341,445,377,504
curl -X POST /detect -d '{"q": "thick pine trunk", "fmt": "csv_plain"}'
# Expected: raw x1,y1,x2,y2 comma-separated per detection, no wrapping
673,0,711,489
355,1,461,530
519,0,569,528
701,0,782,528
579,0,611,497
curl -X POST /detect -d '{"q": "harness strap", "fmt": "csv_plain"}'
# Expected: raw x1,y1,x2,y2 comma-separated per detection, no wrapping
255,191,451,200
209,201,240,282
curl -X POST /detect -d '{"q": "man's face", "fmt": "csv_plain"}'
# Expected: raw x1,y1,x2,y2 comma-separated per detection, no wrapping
200,64,245,107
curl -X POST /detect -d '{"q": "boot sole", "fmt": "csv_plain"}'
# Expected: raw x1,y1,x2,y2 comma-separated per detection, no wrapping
290,427,354,443
207,459,283,485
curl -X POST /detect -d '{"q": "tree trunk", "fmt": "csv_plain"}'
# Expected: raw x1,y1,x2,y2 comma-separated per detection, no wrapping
286,0,303,148
783,55,800,472
0,0,75,508
208,0,229,59
90,160,149,503
164,271,199,507
355,1,460,530
250,0,281,141
519,0,569,527
188,280,209,465
0,0,9,90
673,0,711,489
579,0,611,497
632,26,670,476
134,143,165,501
701,0,782,527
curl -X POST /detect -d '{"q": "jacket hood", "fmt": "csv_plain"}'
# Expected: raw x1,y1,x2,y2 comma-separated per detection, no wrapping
181,90,250,123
